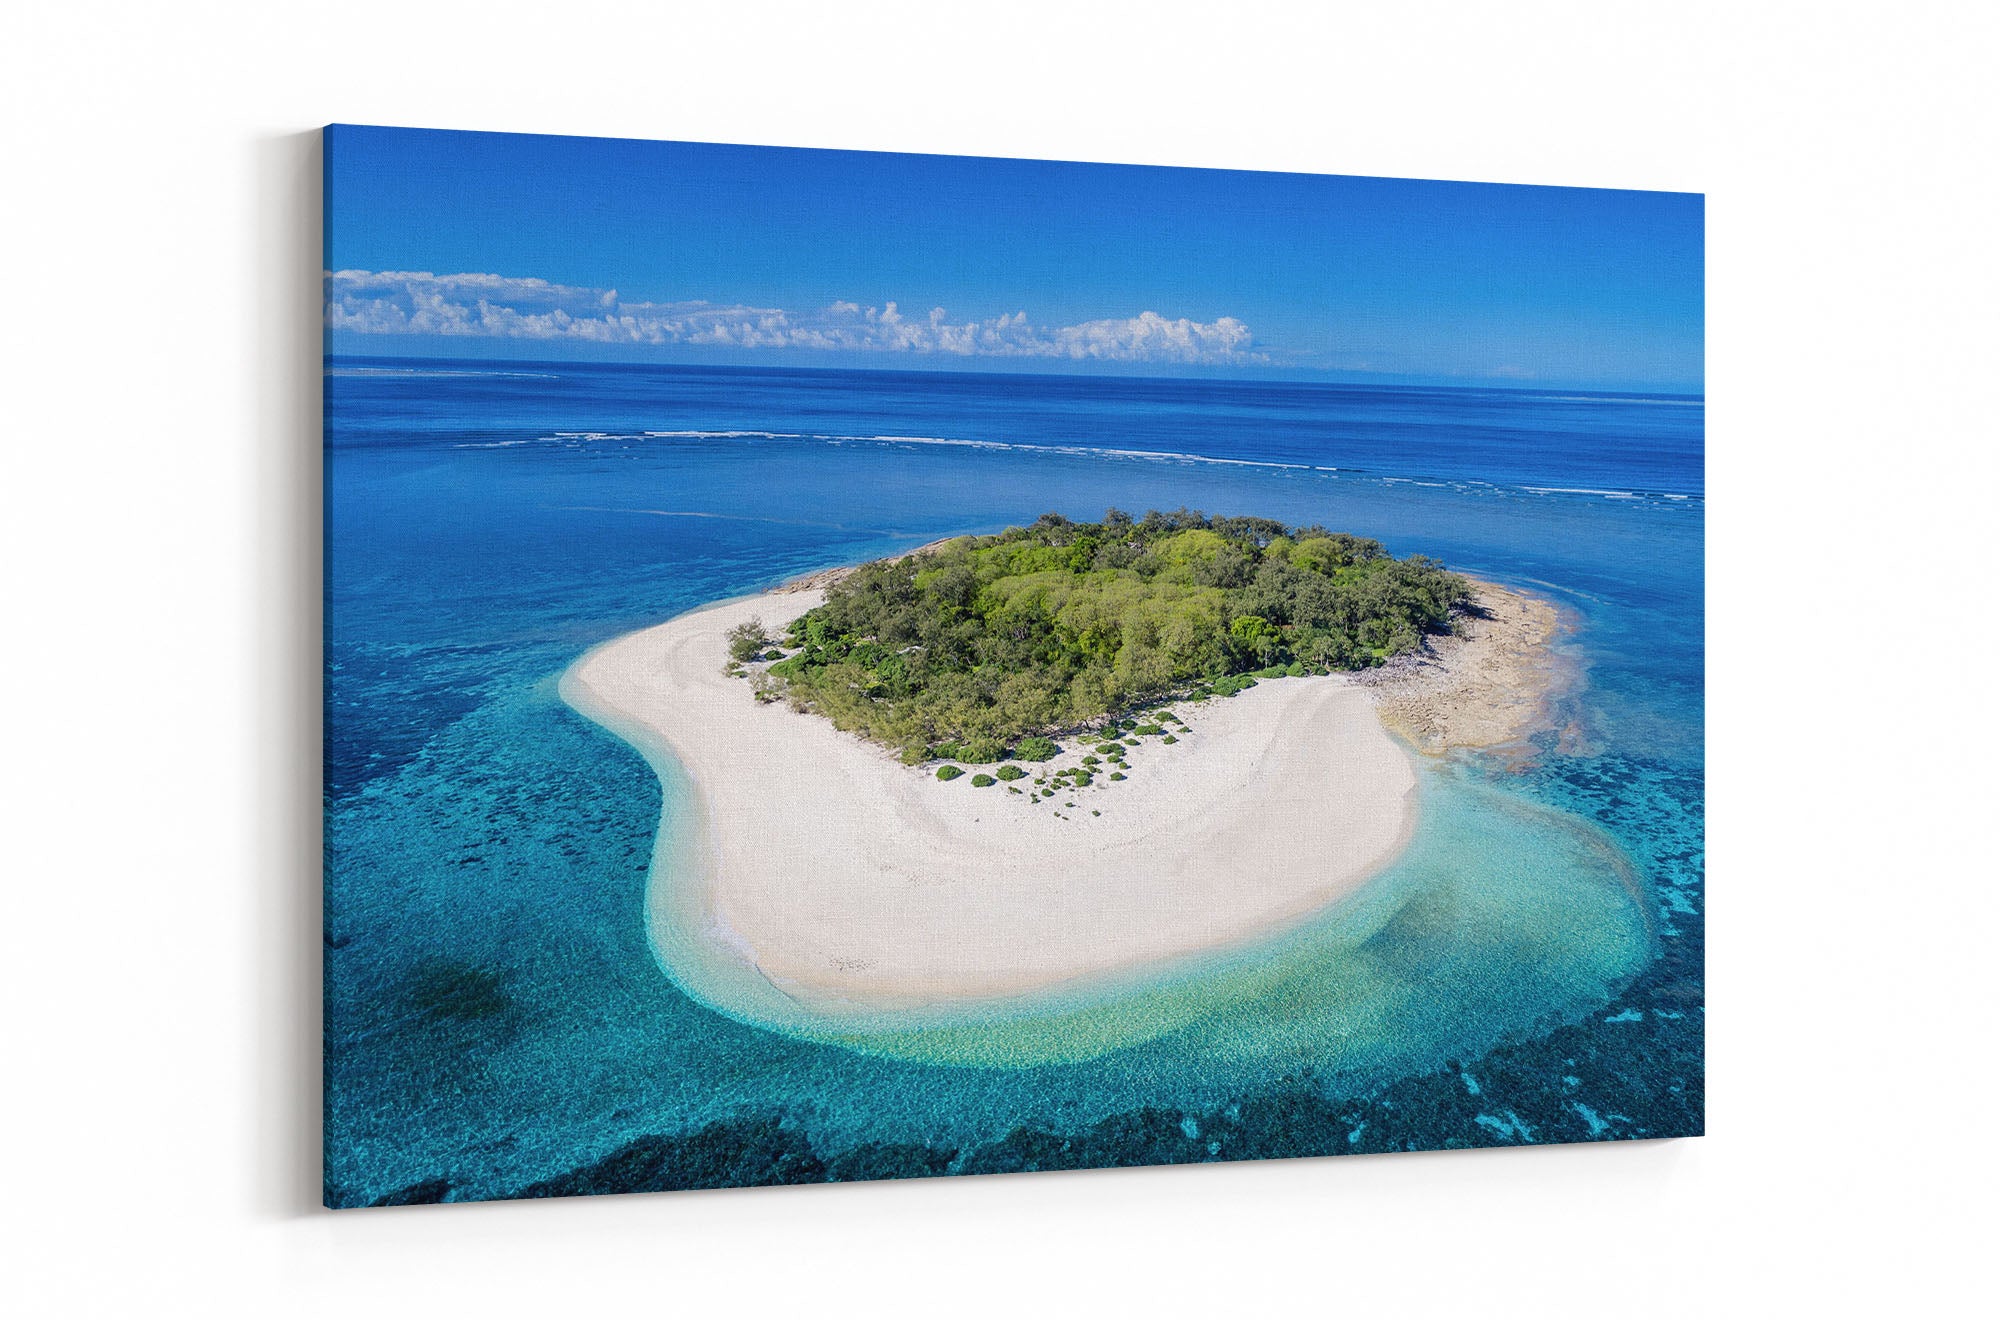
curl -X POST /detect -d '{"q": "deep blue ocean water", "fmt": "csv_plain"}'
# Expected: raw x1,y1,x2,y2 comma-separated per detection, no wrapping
324,356,1703,1204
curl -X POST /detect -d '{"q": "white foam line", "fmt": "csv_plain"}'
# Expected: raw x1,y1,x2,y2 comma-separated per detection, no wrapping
642,430,806,440
1517,394,1702,408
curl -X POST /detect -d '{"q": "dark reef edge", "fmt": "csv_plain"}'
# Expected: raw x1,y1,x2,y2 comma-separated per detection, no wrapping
349,863,1703,1210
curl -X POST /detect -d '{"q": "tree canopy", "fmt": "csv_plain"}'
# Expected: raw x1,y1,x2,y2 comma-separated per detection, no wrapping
752,509,1468,762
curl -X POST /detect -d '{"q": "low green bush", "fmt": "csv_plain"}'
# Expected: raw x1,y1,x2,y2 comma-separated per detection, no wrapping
995,764,1027,782
970,773,996,788
1161,733,1179,745
726,618,769,664
936,765,965,782
1012,736,1059,763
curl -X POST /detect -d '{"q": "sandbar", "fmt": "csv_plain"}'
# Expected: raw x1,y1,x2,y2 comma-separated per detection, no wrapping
563,584,1421,1011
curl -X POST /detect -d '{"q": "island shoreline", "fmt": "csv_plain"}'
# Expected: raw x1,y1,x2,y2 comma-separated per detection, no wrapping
560,539,1574,1027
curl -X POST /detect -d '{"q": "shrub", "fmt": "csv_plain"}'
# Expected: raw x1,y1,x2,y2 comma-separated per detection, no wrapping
958,738,1006,764
1095,742,1125,756
1013,737,1059,763
935,765,964,782
726,618,768,664
1110,771,1128,781
995,764,1027,782
1133,724,1163,735
1162,733,1179,745
970,773,996,788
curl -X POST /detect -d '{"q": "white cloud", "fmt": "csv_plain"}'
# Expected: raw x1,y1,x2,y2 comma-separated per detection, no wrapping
324,270,1265,365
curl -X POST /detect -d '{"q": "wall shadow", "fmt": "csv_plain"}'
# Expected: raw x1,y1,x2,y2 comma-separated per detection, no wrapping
251,128,324,1218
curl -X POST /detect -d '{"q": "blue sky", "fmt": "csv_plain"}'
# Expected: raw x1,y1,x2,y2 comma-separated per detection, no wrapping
325,125,1703,392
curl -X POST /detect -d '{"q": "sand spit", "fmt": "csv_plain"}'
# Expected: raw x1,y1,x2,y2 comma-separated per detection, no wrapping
1364,577,1579,760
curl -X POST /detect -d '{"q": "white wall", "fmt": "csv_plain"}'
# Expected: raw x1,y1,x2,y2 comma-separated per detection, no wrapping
4,1,1992,1326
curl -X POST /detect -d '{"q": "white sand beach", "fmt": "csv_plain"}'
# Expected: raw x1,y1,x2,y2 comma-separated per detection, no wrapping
562,584,1420,1010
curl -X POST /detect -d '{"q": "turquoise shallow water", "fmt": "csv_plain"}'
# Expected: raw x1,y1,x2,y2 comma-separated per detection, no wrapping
324,358,1702,1203
581,650,1652,1073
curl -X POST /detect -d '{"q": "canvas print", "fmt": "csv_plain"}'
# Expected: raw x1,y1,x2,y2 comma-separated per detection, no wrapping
323,125,1703,1207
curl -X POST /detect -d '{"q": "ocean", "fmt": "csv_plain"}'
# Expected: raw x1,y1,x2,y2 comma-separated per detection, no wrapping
324,356,1704,1204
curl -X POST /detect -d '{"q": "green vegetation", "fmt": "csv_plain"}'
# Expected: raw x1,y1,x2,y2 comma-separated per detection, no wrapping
935,765,964,782
970,773,996,788
995,764,1027,782
727,618,769,665
1012,736,1060,763
760,509,1466,761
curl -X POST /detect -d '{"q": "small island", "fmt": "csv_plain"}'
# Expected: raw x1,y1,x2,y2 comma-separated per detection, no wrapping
562,510,1567,1015
732,509,1467,765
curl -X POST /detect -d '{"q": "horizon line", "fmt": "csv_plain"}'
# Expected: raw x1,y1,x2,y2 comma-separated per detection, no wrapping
322,346,1706,400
